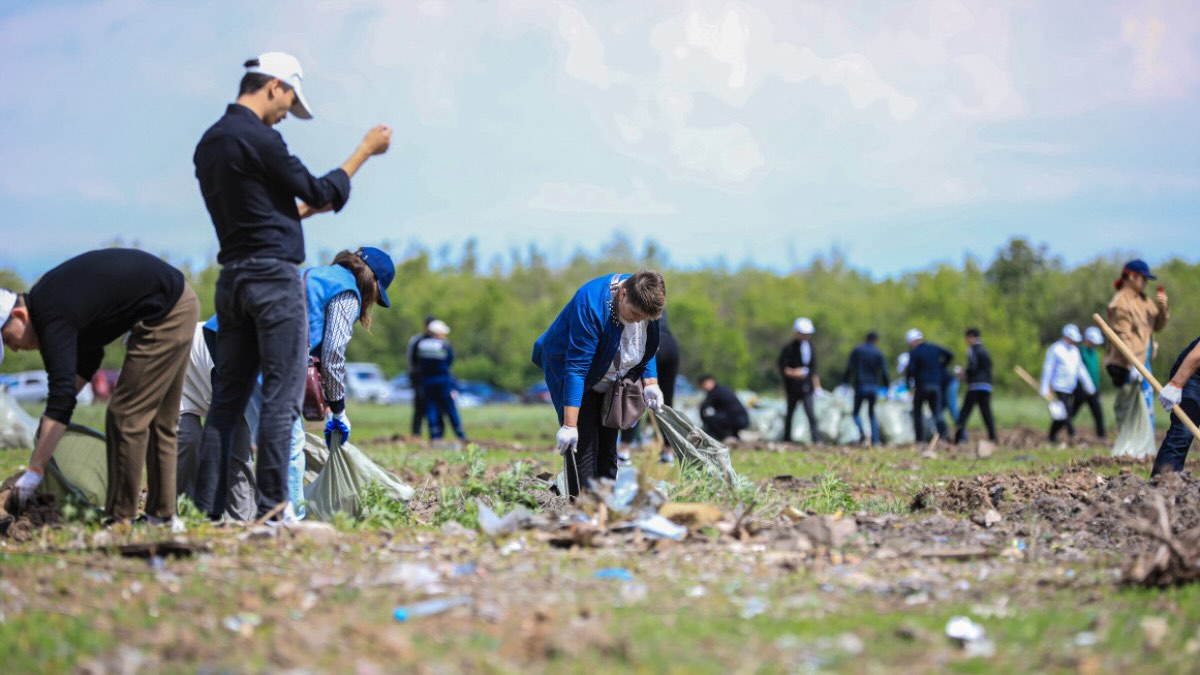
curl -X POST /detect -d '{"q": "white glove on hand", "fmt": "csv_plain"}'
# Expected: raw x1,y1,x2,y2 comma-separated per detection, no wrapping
1159,384,1183,412
643,384,664,413
556,425,578,455
1048,400,1068,421
1128,367,1143,384
13,469,43,509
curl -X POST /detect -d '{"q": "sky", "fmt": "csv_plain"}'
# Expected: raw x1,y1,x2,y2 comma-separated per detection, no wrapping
1,0,1198,282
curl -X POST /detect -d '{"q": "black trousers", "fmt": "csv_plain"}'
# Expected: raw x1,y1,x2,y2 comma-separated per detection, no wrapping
912,386,946,442
1151,379,1200,476
702,410,746,441
784,390,820,443
852,388,879,445
411,380,427,435
565,389,620,498
194,259,306,520
1048,390,1076,441
1070,385,1105,437
956,390,997,442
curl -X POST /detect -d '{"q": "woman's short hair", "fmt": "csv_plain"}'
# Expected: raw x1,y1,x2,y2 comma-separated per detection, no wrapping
624,269,666,319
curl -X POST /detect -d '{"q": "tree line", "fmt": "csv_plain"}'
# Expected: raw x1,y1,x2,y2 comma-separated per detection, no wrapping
2,237,1196,395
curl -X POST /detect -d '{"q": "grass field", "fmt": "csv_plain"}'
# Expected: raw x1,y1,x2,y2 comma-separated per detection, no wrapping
0,397,1193,673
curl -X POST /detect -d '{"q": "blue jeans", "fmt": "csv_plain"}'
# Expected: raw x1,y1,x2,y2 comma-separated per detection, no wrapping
288,417,307,518
425,381,465,440
1151,378,1200,476
852,387,880,445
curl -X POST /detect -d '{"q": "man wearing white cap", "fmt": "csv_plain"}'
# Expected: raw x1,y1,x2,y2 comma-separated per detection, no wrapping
1040,324,1095,442
1071,326,1106,438
905,329,954,442
778,317,823,444
191,52,392,522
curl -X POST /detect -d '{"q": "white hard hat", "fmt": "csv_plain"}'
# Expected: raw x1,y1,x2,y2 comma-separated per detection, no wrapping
905,328,923,344
1062,324,1082,342
793,317,815,334
428,320,450,335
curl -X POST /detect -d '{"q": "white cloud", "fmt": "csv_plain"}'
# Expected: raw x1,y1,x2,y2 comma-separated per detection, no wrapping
527,179,677,215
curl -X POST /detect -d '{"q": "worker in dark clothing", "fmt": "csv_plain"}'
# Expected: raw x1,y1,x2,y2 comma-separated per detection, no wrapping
698,375,749,440
1,250,199,523
843,331,888,445
954,327,997,443
779,317,822,444
191,52,391,522
1151,336,1200,476
905,328,953,442
406,315,436,438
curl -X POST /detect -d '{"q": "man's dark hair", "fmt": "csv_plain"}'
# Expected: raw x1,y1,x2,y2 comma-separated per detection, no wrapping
624,270,666,319
698,374,715,385
238,60,275,97
866,331,879,343
965,327,981,338
424,315,437,326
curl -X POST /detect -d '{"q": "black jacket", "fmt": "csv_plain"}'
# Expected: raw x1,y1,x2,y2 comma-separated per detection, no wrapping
843,342,888,389
965,343,993,387
701,384,750,429
778,339,817,396
907,342,953,390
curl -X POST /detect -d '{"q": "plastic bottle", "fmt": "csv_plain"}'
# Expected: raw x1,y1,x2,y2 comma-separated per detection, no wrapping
392,595,472,622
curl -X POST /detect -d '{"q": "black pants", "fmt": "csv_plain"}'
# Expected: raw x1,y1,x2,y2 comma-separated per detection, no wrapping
912,386,946,442
194,259,306,520
852,388,879,445
565,389,619,498
1048,390,1076,441
1151,379,1200,476
956,390,997,442
424,381,465,440
411,380,427,435
1070,386,1105,438
618,332,680,446
784,390,820,443
702,410,747,441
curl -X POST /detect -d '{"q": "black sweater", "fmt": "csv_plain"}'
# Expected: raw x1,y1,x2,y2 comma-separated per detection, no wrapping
28,249,184,424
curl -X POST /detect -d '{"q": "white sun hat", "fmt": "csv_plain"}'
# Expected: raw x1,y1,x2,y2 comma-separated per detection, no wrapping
246,52,313,120
793,317,815,335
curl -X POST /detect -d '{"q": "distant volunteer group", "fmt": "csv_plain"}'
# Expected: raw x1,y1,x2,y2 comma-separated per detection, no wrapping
2,53,1200,527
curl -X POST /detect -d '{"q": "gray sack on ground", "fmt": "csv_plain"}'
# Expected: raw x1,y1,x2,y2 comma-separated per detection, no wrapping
42,424,108,509
0,390,38,450
655,405,739,488
1111,384,1156,458
303,436,414,521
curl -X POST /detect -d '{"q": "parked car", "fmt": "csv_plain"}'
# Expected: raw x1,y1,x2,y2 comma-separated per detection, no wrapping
387,373,415,404
456,380,519,405
344,362,391,403
3,370,93,404
521,382,552,405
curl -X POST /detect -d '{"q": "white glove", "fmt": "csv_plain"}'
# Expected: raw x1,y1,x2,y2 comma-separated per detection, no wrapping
798,367,810,378
13,469,43,509
643,384,664,413
556,425,578,455
1128,367,1142,384
1159,384,1183,412
1048,400,1068,421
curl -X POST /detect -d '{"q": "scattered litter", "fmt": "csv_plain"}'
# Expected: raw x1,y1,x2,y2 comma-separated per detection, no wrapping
1141,616,1169,650
223,612,263,637
1074,631,1097,647
499,539,525,556
633,514,687,541
739,596,768,619
372,562,443,594
476,498,538,537
393,595,472,622
946,616,994,657
594,568,634,582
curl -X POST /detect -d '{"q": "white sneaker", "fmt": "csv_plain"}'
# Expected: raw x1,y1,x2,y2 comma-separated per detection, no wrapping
616,451,633,466
144,514,186,534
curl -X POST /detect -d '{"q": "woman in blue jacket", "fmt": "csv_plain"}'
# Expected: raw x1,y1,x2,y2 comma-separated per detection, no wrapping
532,270,667,498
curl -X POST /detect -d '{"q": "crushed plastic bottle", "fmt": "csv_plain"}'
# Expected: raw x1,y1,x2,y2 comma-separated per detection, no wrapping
392,595,472,622
594,568,634,582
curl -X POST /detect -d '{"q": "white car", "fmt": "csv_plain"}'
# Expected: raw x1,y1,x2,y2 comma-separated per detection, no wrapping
3,370,93,404
344,363,391,403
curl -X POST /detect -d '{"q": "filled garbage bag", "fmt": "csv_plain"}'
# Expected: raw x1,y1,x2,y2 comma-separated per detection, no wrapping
1111,384,1155,458
42,424,108,508
0,391,37,450
304,436,413,521
877,400,916,445
302,432,329,484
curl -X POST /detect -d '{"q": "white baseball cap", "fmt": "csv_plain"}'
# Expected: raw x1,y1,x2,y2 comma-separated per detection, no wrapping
246,52,313,120
905,328,923,344
0,289,16,365
793,317,815,334
428,320,450,335
1062,324,1082,342
1084,326,1104,345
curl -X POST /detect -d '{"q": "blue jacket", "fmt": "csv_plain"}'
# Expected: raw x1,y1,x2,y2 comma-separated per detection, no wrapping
532,274,660,423
907,342,953,390
204,264,359,356
416,336,455,387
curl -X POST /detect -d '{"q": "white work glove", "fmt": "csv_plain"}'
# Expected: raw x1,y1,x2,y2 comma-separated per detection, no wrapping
1159,384,1183,412
643,384,664,413
1048,400,1068,421
1128,367,1142,384
13,469,43,509
556,425,578,455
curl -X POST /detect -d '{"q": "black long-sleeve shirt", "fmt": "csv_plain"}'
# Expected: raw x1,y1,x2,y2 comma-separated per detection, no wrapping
194,104,351,264
778,339,817,395
701,384,749,428
907,342,953,390
843,342,888,388
965,342,994,391
27,249,185,424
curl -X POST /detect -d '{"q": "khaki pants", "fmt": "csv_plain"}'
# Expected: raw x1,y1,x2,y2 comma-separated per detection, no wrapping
105,285,199,519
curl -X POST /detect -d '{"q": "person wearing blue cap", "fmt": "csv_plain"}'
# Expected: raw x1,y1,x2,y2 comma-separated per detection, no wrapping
1105,259,1168,457
192,52,392,522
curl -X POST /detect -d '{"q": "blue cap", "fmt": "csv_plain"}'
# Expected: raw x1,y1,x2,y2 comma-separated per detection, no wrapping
357,247,395,308
1123,259,1156,280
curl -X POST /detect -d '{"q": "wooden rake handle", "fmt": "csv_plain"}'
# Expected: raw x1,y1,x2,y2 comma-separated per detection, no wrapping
1092,312,1200,442
1013,365,1054,402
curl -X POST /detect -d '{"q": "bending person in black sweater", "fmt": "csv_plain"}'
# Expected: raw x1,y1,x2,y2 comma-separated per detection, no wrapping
698,375,750,441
